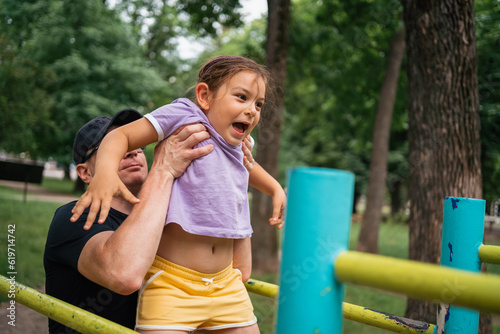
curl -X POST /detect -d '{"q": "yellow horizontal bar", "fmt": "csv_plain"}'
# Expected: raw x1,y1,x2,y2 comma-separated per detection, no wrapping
479,244,500,264
335,251,500,314
245,278,279,298
1,274,437,334
245,278,436,333
344,302,435,334
0,275,136,334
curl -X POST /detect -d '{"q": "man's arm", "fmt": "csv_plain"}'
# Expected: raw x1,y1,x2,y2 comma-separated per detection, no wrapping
77,124,213,295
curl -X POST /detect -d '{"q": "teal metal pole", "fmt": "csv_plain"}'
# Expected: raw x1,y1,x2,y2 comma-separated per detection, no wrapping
437,196,485,334
275,167,354,334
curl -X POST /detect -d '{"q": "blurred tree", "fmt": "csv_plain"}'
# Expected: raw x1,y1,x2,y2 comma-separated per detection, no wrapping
402,2,485,331
356,28,405,253
176,0,243,37
282,0,408,215
250,0,291,273
111,0,245,100
0,0,168,166
0,0,54,157
1,0,251,192
476,0,500,206
0,34,55,156
111,0,184,96
474,3,500,331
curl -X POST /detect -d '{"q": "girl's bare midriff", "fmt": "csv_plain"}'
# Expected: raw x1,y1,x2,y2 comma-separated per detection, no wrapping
157,223,234,274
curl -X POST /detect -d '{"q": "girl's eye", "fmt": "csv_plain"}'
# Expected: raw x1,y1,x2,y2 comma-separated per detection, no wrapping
256,102,263,110
236,94,246,101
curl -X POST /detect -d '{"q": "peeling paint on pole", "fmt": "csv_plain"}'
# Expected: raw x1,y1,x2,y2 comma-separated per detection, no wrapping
437,196,485,334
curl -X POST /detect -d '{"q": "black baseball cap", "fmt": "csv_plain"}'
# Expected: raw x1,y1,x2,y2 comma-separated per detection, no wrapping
73,108,143,164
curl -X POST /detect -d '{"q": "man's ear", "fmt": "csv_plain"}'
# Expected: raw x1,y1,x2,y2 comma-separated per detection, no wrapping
196,83,211,111
76,163,93,184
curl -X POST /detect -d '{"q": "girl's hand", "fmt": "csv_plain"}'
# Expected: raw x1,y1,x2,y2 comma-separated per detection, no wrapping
71,172,139,230
269,187,286,229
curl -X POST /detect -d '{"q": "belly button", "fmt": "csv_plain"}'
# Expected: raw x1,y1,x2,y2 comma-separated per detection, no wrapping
212,246,215,254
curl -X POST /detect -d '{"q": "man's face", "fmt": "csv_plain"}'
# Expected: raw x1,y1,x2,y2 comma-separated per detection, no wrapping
85,125,148,193
116,148,148,192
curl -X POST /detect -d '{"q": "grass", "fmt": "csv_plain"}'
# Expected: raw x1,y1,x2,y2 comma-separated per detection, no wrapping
0,186,61,302
343,222,410,333
1,183,500,332
249,221,500,334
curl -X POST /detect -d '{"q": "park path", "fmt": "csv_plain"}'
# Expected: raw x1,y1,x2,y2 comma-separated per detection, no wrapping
0,298,48,334
0,180,79,203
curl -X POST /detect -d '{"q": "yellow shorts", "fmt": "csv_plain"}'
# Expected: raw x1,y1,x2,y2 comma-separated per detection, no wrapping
135,256,257,331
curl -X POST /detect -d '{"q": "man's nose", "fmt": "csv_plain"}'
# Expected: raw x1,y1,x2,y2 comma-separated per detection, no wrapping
124,150,139,158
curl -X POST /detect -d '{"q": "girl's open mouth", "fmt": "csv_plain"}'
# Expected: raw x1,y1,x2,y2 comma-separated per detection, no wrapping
232,122,249,135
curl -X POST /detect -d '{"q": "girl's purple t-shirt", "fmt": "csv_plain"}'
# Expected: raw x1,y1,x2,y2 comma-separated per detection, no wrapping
144,98,252,239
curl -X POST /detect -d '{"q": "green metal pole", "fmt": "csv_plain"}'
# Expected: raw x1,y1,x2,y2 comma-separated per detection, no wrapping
0,275,137,334
479,244,500,264
246,278,436,334
245,278,279,299
343,302,436,334
335,251,500,314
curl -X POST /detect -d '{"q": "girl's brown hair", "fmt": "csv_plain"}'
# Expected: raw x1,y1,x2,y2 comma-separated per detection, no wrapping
195,55,274,106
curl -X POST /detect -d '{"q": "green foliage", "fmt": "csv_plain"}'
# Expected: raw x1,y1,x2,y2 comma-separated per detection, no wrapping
0,35,55,157
2,0,498,207
111,0,185,87
0,0,170,164
0,0,248,167
476,0,500,204
29,0,170,163
279,0,407,195
177,0,244,37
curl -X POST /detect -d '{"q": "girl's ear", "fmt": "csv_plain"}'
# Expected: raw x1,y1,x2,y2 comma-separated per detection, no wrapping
196,83,211,111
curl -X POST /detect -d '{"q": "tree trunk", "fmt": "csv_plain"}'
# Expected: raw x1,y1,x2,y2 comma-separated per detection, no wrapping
352,188,361,214
389,179,402,216
402,1,486,331
356,29,405,253
250,0,290,273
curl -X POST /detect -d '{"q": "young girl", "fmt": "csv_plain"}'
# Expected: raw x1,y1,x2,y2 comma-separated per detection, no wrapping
71,56,285,333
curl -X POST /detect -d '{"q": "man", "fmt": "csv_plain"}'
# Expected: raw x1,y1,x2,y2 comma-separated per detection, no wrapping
44,109,213,333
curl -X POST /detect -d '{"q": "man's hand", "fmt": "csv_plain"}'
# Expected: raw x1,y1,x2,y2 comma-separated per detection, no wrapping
154,123,213,178
242,136,255,172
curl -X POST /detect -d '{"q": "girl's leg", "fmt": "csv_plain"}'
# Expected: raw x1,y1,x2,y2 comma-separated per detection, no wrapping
210,323,260,334
137,330,189,334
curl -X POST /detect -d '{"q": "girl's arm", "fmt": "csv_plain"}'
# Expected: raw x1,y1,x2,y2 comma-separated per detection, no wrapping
233,238,252,282
243,137,286,229
77,124,212,294
249,164,286,229
71,118,158,229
